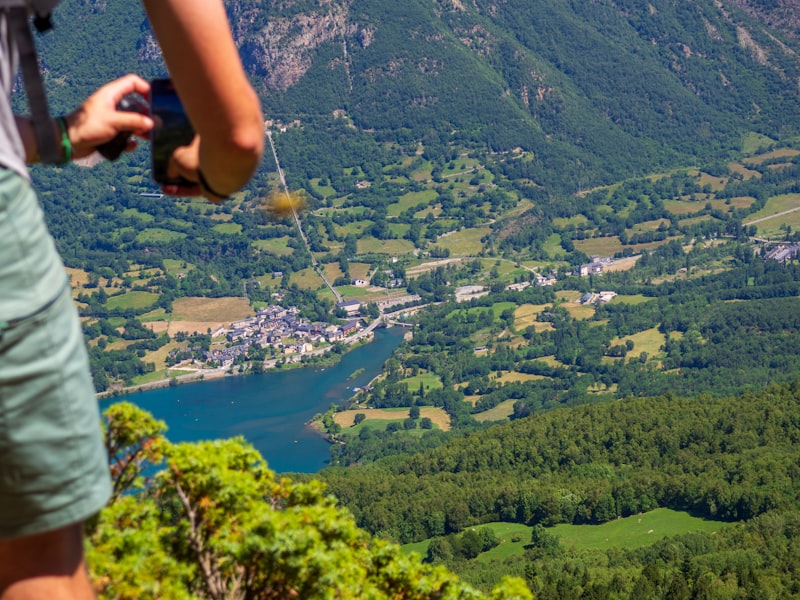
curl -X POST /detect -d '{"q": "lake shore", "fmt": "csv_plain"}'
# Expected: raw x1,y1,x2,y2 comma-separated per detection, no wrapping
97,329,378,400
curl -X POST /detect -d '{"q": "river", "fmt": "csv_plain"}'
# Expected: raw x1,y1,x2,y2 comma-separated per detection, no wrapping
106,327,405,473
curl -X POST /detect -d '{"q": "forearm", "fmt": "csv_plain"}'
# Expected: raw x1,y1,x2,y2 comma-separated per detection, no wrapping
142,0,264,195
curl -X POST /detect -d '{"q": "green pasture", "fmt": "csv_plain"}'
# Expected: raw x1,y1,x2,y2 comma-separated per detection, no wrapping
740,131,776,154
253,236,294,257
387,189,438,217
335,220,374,237
415,204,442,219
349,262,372,280
552,509,733,551
136,228,187,244
473,399,516,422
139,307,169,322
552,215,589,229
289,268,325,290
323,262,345,283
400,372,443,392
432,227,490,256
448,301,516,321
121,207,154,222
629,219,670,233
401,509,734,560
514,304,550,329
309,178,337,198
609,327,666,359
105,291,159,311
410,159,434,181
542,233,565,259
213,222,242,235
357,237,415,255
744,193,800,236
163,258,194,276
388,223,411,238
608,294,652,306
574,236,624,258
663,199,707,216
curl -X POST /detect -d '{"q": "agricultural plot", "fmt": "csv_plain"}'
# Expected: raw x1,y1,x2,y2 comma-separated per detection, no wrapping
401,509,731,561
574,236,624,257
213,222,242,235
432,227,490,256
323,262,345,283
492,371,547,385
513,303,550,329
171,296,253,322
136,228,187,243
551,508,732,551
121,207,154,223
606,327,666,362
473,399,516,422
743,193,800,237
334,407,451,431
357,237,415,255
387,189,438,217
400,372,443,393
253,236,295,257
349,262,373,281
105,291,159,312
289,267,325,290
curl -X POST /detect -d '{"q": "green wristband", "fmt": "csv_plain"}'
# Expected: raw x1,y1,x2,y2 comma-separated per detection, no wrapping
55,116,72,165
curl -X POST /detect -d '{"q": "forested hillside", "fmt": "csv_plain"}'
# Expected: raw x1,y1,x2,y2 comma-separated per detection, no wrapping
33,0,800,192
317,383,800,596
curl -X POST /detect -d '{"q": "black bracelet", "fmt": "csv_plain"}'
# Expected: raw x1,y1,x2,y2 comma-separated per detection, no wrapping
197,170,230,200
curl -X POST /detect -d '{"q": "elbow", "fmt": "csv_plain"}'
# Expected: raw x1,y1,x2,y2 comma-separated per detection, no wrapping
229,115,265,171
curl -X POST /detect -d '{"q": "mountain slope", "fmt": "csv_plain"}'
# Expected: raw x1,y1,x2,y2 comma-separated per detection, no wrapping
33,0,800,191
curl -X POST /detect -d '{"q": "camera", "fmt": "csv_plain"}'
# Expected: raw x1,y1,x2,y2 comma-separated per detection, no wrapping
149,78,195,186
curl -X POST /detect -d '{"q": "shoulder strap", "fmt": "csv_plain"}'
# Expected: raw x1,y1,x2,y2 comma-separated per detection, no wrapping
5,3,60,164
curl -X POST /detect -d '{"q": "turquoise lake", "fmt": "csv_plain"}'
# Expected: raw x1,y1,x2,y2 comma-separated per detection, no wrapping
108,327,404,473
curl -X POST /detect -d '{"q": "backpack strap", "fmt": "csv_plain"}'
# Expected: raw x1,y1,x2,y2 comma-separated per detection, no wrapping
5,3,60,164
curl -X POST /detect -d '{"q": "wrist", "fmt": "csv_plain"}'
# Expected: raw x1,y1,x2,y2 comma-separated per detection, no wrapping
197,169,231,201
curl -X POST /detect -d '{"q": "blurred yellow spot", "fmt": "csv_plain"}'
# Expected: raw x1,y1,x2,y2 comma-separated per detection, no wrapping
263,190,306,219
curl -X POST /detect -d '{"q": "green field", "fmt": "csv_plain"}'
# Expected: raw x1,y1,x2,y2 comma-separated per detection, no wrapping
253,236,294,256
357,237,416,255
136,228,187,243
213,222,243,235
105,291,160,311
402,509,734,560
400,372,443,392
387,189,438,217
473,399,516,422
433,227,490,256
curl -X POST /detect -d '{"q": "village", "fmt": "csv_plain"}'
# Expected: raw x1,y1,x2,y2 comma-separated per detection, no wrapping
203,304,363,368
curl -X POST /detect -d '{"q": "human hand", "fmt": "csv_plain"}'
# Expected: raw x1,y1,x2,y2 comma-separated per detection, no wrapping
159,136,229,203
65,75,154,160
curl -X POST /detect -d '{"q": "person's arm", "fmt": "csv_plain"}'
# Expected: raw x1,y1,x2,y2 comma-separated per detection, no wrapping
142,0,264,200
15,75,154,164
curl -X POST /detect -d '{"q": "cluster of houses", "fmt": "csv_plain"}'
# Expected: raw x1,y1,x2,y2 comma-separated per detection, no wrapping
203,305,362,367
579,291,618,305
764,244,800,263
579,256,613,277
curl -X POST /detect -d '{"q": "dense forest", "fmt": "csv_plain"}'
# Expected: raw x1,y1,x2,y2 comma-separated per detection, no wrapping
316,382,800,596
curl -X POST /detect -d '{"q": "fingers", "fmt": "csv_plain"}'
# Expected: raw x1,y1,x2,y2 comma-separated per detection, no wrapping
103,74,151,104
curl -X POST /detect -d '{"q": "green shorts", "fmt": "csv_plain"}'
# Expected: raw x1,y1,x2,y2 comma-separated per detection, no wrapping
0,169,111,539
